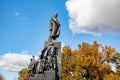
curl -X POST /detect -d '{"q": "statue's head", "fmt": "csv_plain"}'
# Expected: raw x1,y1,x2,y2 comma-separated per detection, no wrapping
33,55,35,58
39,55,42,59
30,58,33,61
54,12,58,17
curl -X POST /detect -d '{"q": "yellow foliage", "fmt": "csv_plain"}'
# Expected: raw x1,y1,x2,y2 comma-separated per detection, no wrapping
18,68,28,80
103,73,120,80
62,41,119,80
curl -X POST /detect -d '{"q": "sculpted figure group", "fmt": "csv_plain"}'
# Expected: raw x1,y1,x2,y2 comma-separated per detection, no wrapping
28,13,60,77
28,46,57,77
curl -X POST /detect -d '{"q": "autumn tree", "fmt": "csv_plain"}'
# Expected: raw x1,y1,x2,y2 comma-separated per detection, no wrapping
0,73,3,80
62,41,120,80
18,68,28,80
110,52,120,76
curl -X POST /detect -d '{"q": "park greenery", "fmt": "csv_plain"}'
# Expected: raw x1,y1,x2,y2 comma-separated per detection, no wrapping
18,41,120,80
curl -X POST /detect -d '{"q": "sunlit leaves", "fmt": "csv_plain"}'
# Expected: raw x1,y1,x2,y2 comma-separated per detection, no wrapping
18,68,28,80
62,41,119,80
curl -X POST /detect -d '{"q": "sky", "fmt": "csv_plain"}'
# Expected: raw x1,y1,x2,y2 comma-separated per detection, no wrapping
0,0,120,80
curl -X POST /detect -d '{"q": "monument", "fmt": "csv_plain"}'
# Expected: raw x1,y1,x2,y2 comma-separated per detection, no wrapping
27,13,61,80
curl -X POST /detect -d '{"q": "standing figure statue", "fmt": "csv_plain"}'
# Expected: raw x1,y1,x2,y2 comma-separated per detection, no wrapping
28,59,34,77
52,55,57,70
36,55,44,74
46,54,52,71
32,55,36,74
28,55,36,77
48,13,60,42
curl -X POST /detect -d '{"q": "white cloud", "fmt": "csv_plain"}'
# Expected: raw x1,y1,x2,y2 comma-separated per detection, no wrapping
62,42,65,48
65,0,120,35
9,12,21,17
61,42,66,52
14,12,21,16
8,11,27,21
0,51,34,72
21,17,27,21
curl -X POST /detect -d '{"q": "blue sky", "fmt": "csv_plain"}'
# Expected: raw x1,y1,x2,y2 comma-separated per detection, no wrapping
0,0,120,80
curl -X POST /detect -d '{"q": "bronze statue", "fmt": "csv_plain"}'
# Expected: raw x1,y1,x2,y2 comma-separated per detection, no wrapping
48,13,60,41
36,55,44,74
28,59,34,77
36,59,43,74
27,13,61,80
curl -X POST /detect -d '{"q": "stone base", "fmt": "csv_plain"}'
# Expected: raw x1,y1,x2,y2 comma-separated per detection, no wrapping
27,71,55,80
44,71,55,80
44,41,61,80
